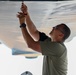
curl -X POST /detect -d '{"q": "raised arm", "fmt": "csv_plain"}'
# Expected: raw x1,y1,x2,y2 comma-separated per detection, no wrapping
21,3,39,41
17,12,41,52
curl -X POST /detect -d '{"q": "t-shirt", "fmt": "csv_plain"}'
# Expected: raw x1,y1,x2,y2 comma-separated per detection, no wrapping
39,32,68,75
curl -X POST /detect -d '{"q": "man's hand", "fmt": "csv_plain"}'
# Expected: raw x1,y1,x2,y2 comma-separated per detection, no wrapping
17,3,28,25
21,2,28,15
17,12,25,25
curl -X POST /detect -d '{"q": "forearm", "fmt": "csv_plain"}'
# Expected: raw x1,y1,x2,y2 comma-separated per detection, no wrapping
18,15,34,48
26,13,37,32
21,27,35,47
25,13,39,41
20,3,39,41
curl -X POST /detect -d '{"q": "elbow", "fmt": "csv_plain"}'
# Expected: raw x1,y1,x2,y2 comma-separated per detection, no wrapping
27,43,36,51
27,44,30,48
27,44,36,51
27,43,32,49
27,43,41,53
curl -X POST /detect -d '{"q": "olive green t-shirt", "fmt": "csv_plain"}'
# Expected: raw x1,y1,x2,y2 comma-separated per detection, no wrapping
39,32,68,75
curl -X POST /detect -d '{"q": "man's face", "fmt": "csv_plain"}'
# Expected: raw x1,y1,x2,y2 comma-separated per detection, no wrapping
49,25,64,42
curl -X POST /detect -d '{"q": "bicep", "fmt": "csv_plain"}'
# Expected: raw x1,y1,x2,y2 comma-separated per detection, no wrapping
30,31,48,41
31,30,40,41
28,31,48,53
28,41,41,53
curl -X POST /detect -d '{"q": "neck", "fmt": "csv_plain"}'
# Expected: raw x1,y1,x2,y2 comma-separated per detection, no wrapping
51,37,63,43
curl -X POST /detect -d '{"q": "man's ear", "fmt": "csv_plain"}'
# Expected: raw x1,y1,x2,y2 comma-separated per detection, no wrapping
59,33,64,39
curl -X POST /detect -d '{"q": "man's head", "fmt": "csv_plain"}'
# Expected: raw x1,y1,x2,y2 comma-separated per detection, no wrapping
49,23,71,42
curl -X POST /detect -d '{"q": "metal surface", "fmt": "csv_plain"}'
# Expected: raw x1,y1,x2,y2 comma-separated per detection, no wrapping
0,1,76,56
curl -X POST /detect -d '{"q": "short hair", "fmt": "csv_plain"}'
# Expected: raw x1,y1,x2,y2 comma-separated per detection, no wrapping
57,23,71,42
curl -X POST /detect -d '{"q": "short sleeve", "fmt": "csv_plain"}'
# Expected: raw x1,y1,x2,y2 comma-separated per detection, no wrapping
39,32,48,41
39,38,65,56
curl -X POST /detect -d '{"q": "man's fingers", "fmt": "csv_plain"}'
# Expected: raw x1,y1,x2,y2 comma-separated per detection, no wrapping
17,13,23,18
22,2,27,7
17,12,27,19
17,14,21,18
17,14,24,18
21,3,27,13
18,12,23,15
18,12,27,16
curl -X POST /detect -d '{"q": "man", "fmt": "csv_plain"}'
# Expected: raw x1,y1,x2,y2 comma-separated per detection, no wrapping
17,3,71,75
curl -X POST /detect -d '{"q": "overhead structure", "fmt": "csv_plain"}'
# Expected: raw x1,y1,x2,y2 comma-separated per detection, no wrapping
0,1,76,57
